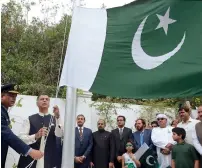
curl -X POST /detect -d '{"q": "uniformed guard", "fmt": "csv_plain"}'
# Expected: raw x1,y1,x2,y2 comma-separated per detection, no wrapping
1,84,44,168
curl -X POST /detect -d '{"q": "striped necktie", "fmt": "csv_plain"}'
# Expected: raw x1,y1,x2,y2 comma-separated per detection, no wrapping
79,127,83,138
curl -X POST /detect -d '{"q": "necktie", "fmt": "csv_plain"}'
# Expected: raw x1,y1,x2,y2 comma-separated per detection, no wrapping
79,127,83,138
119,128,123,139
140,132,144,146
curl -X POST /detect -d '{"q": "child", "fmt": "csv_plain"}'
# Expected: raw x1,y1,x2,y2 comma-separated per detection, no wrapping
172,127,199,168
122,141,141,168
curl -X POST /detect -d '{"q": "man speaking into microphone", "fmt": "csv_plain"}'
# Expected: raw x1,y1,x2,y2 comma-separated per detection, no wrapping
18,95,60,168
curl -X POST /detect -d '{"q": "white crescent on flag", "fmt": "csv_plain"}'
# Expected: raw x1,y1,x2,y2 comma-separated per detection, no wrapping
131,7,186,70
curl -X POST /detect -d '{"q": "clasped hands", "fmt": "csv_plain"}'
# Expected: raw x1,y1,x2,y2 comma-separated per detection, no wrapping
74,156,86,163
161,143,173,155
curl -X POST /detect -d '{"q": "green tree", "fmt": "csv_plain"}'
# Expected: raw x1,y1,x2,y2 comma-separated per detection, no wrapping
1,0,71,97
2,1,202,106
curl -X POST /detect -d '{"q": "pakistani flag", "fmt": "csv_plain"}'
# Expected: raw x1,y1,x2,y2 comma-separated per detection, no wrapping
135,143,159,168
60,0,202,99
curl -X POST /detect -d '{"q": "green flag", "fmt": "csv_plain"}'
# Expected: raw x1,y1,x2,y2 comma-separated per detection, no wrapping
139,149,159,168
60,0,202,98
135,143,159,168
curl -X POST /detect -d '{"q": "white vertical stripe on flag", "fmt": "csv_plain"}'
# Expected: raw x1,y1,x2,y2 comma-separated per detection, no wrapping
59,7,107,90
134,143,149,160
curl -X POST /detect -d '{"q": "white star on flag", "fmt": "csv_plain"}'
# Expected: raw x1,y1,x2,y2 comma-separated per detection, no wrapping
156,7,176,35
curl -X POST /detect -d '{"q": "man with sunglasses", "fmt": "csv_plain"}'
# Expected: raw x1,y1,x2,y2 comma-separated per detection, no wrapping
151,114,176,168
90,119,115,168
111,115,133,168
177,101,199,145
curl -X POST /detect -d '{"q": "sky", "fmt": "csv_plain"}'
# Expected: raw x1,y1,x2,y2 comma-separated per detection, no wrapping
1,0,134,23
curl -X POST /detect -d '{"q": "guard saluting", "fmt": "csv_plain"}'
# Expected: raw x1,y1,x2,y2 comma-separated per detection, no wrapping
1,84,43,168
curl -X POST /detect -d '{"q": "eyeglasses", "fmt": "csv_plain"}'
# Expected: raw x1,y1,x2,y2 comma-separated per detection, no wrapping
157,118,165,121
126,144,133,147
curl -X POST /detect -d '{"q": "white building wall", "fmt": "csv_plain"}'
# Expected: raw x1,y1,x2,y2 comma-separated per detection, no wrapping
5,93,198,167
5,93,143,167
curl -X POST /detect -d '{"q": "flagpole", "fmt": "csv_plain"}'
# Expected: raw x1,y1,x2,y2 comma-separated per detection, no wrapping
61,87,77,168
61,0,80,168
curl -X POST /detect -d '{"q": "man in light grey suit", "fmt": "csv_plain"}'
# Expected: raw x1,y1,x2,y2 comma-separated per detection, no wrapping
133,119,154,150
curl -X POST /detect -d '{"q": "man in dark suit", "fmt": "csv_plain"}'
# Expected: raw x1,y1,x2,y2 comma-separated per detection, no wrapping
1,84,43,168
74,114,93,168
133,119,154,150
111,115,133,168
91,119,115,168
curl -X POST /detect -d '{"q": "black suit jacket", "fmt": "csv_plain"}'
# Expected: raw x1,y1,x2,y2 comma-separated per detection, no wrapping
111,127,133,157
1,105,30,168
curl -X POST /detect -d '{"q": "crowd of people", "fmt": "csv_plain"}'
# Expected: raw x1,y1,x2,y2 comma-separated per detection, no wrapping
1,84,202,168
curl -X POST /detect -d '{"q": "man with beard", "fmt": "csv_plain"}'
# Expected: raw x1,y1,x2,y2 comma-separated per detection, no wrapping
111,115,133,168
18,95,59,168
90,119,115,168
193,105,202,168
133,119,154,150
151,114,176,168
1,84,43,168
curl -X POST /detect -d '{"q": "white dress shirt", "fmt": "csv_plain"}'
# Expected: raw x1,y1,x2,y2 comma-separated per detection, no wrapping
177,117,200,145
192,122,202,155
151,126,176,168
19,112,50,145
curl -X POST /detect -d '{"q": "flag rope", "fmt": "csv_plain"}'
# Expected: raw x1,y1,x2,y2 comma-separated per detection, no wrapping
24,7,70,168
55,11,70,99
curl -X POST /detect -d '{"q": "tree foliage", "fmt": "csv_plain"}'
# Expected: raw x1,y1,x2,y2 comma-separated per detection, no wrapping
2,1,202,107
1,0,70,97
93,96,202,109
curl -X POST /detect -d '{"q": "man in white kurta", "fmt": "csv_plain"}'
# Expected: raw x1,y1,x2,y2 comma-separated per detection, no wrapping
151,114,176,168
177,102,199,145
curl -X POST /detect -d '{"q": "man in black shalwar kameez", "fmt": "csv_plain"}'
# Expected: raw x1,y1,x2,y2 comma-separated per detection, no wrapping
91,119,115,168
17,95,59,168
